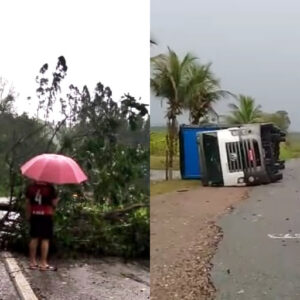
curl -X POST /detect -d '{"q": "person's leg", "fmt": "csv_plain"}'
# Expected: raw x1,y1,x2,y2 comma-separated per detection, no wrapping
29,215,39,268
40,239,49,267
39,216,56,270
29,238,39,267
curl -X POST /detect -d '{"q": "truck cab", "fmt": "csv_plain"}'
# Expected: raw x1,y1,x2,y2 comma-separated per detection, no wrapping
197,123,286,186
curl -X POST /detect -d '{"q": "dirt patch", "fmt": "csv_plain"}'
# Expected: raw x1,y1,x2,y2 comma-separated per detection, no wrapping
150,185,248,299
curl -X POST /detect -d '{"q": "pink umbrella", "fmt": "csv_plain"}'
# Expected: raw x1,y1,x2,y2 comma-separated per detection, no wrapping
20,153,88,184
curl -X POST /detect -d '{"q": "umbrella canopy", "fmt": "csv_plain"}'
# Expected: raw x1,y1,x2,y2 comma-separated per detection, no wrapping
21,154,88,184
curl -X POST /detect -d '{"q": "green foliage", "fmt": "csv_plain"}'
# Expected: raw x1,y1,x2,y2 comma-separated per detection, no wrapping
151,49,197,179
150,131,167,156
151,48,197,116
150,155,180,170
150,131,179,170
260,110,291,132
0,113,54,196
1,56,149,258
225,95,291,131
52,197,149,258
280,134,300,160
226,95,262,124
58,82,149,205
182,63,230,124
0,77,16,114
151,49,227,178
150,131,180,156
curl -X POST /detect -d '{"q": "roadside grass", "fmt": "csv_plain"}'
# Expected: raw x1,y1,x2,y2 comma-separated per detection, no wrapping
150,131,168,156
150,130,180,170
150,155,180,170
150,131,179,156
280,141,300,160
150,179,200,196
280,133,300,159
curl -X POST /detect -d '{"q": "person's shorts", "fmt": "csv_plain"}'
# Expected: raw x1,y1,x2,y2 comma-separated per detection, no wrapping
30,215,53,239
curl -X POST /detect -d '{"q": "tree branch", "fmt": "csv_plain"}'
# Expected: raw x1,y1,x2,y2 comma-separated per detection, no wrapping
102,203,149,221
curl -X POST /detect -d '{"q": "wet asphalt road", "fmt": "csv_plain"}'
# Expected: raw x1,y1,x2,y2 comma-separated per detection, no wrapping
17,255,149,300
0,259,19,300
212,160,300,299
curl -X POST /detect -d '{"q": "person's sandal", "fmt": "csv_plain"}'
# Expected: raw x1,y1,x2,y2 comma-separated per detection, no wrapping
39,265,57,271
29,264,39,270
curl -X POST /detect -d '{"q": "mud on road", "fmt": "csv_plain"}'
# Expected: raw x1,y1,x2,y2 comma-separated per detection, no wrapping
150,184,247,299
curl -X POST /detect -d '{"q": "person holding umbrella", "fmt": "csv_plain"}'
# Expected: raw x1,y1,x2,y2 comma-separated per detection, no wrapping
21,153,88,271
25,180,59,271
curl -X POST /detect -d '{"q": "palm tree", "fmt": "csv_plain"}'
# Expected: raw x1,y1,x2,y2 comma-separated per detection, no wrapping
151,48,196,179
183,63,230,124
226,95,262,124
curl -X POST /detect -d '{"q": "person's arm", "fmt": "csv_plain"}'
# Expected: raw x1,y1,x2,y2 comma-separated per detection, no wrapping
25,198,31,221
52,197,60,209
50,185,59,210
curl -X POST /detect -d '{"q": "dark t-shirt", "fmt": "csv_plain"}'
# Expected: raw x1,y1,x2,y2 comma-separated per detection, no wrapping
25,183,57,215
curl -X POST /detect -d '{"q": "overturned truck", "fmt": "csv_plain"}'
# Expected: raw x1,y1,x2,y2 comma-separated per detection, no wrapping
197,123,286,186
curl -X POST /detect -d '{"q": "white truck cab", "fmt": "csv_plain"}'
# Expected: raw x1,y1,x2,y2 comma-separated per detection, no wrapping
197,123,285,187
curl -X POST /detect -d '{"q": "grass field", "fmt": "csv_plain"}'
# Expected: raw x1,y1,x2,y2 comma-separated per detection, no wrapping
150,130,180,170
280,142,300,159
150,155,180,170
150,131,167,156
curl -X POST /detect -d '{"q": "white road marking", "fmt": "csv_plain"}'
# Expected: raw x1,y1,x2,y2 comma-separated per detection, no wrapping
268,234,300,239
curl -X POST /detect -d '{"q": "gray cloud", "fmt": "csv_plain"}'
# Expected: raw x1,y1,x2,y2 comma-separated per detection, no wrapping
151,0,300,130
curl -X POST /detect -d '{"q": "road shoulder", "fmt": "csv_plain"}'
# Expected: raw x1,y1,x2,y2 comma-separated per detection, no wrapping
2,251,37,300
151,185,248,299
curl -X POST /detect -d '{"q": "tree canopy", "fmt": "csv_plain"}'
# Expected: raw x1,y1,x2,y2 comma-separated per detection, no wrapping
226,95,262,124
151,48,226,178
0,57,149,258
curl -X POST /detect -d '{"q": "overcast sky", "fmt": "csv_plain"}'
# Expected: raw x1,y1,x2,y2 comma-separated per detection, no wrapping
151,0,300,130
0,0,149,118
